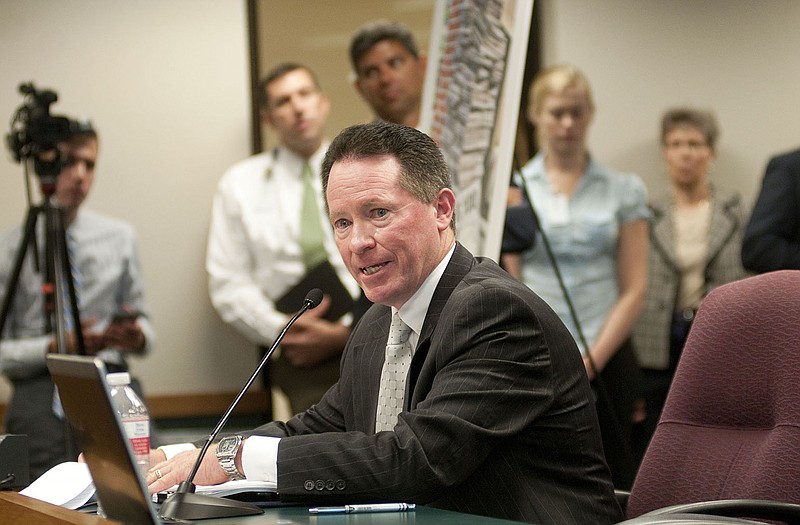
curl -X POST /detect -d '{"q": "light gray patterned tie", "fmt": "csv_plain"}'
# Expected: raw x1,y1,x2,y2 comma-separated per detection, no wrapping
375,312,413,432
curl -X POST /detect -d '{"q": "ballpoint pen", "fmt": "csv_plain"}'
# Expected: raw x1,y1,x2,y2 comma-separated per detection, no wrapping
309,503,416,514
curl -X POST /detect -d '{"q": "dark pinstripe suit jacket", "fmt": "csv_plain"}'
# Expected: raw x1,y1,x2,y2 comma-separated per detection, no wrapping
247,244,622,524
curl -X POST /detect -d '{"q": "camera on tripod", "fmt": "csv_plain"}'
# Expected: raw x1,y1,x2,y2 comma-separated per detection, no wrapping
1,81,91,365
5,82,88,180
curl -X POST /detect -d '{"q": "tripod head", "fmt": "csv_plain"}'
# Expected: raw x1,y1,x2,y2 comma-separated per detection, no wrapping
5,82,91,188
2,83,92,358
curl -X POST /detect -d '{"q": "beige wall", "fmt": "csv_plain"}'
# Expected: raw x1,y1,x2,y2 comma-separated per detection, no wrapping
254,0,434,149
538,0,800,203
2,0,799,409
0,1,257,405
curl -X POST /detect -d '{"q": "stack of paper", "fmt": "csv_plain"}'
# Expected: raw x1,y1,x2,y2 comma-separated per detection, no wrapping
19,461,278,509
20,462,96,509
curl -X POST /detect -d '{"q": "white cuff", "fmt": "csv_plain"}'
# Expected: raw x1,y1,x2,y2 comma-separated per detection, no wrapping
241,435,280,484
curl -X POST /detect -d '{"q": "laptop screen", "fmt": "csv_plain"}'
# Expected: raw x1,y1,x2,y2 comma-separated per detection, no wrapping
46,354,161,525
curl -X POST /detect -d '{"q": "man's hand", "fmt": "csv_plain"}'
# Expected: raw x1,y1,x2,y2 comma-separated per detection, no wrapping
48,315,146,355
280,295,350,367
48,318,106,355
145,446,229,495
150,448,167,466
103,316,146,353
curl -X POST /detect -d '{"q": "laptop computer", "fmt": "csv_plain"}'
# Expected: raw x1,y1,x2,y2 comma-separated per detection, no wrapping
46,354,162,525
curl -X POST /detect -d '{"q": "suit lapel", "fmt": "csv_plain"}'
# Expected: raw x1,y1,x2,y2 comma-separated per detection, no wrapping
357,243,476,429
418,243,474,343
650,201,679,270
705,194,738,265
406,243,474,405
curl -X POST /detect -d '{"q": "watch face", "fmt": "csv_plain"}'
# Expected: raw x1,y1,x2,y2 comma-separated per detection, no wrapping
217,437,237,455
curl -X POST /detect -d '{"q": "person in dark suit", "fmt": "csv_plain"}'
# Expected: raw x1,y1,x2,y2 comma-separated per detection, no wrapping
741,148,800,272
147,122,622,524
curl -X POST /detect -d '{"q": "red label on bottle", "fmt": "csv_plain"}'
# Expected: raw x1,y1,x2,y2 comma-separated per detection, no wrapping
122,419,150,456
130,436,150,456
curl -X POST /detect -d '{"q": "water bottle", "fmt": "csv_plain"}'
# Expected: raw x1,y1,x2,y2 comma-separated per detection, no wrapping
107,372,151,478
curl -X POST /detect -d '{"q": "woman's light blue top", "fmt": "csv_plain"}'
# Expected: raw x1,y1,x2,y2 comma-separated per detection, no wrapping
519,152,649,354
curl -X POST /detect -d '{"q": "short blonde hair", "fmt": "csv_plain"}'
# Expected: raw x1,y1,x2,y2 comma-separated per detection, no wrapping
528,64,595,116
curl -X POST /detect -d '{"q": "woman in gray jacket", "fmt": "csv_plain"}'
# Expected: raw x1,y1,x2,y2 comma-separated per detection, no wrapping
632,107,749,461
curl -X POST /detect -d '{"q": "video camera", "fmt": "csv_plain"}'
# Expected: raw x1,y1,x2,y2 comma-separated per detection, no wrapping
5,82,90,179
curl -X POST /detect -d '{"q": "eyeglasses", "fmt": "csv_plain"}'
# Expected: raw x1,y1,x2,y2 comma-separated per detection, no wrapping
664,139,709,151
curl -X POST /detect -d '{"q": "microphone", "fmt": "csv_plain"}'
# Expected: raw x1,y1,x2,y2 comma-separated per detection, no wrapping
159,288,324,520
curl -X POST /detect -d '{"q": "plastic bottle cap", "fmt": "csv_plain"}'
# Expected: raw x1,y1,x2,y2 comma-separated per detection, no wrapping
106,372,131,386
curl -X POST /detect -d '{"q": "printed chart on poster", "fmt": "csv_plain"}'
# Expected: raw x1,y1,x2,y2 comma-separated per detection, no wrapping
419,0,533,259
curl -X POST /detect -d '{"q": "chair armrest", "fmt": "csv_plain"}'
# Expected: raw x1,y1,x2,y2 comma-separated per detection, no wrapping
641,499,800,524
616,489,631,513
618,512,766,524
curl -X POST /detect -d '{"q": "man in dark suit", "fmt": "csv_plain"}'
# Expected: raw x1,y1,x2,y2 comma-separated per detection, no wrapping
148,122,621,524
742,148,800,272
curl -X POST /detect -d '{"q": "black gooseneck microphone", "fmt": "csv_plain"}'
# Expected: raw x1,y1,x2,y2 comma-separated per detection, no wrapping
159,288,324,521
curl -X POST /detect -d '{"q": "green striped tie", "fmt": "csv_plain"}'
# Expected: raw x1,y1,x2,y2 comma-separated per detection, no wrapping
299,163,327,270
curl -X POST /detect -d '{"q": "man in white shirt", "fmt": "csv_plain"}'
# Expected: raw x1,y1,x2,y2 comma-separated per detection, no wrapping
0,125,154,479
206,63,360,415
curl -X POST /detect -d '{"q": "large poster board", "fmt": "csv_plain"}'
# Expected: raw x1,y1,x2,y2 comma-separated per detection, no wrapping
419,0,533,259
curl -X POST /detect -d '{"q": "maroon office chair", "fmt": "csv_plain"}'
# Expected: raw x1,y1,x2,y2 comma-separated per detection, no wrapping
623,270,800,524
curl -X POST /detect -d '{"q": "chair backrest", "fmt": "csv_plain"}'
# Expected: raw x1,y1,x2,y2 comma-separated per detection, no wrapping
626,270,800,518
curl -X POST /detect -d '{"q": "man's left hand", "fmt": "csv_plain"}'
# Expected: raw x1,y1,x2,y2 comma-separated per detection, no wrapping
103,317,146,353
280,295,349,367
145,446,229,495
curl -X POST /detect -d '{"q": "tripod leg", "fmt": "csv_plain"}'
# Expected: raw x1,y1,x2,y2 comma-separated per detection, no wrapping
45,203,86,355
0,205,77,468
0,207,41,336
43,203,84,462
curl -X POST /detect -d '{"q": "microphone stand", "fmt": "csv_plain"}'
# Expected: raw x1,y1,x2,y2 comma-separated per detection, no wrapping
159,288,324,521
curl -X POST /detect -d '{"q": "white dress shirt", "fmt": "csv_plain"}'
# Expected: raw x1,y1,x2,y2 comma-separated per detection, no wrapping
206,144,359,346
0,209,155,379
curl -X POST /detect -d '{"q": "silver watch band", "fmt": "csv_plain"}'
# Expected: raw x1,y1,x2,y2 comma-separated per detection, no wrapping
217,436,245,480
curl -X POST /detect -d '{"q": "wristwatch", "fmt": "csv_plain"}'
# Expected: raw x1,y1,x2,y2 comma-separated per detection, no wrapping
216,435,245,480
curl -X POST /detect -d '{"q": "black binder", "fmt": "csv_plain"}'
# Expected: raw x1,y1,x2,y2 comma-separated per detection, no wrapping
275,260,355,321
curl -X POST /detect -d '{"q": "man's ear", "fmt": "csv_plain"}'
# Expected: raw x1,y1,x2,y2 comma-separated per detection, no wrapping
353,76,367,98
418,53,428,74
261,107,274,128
526,104,538,127
435,188,456,231
319,92,331,120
